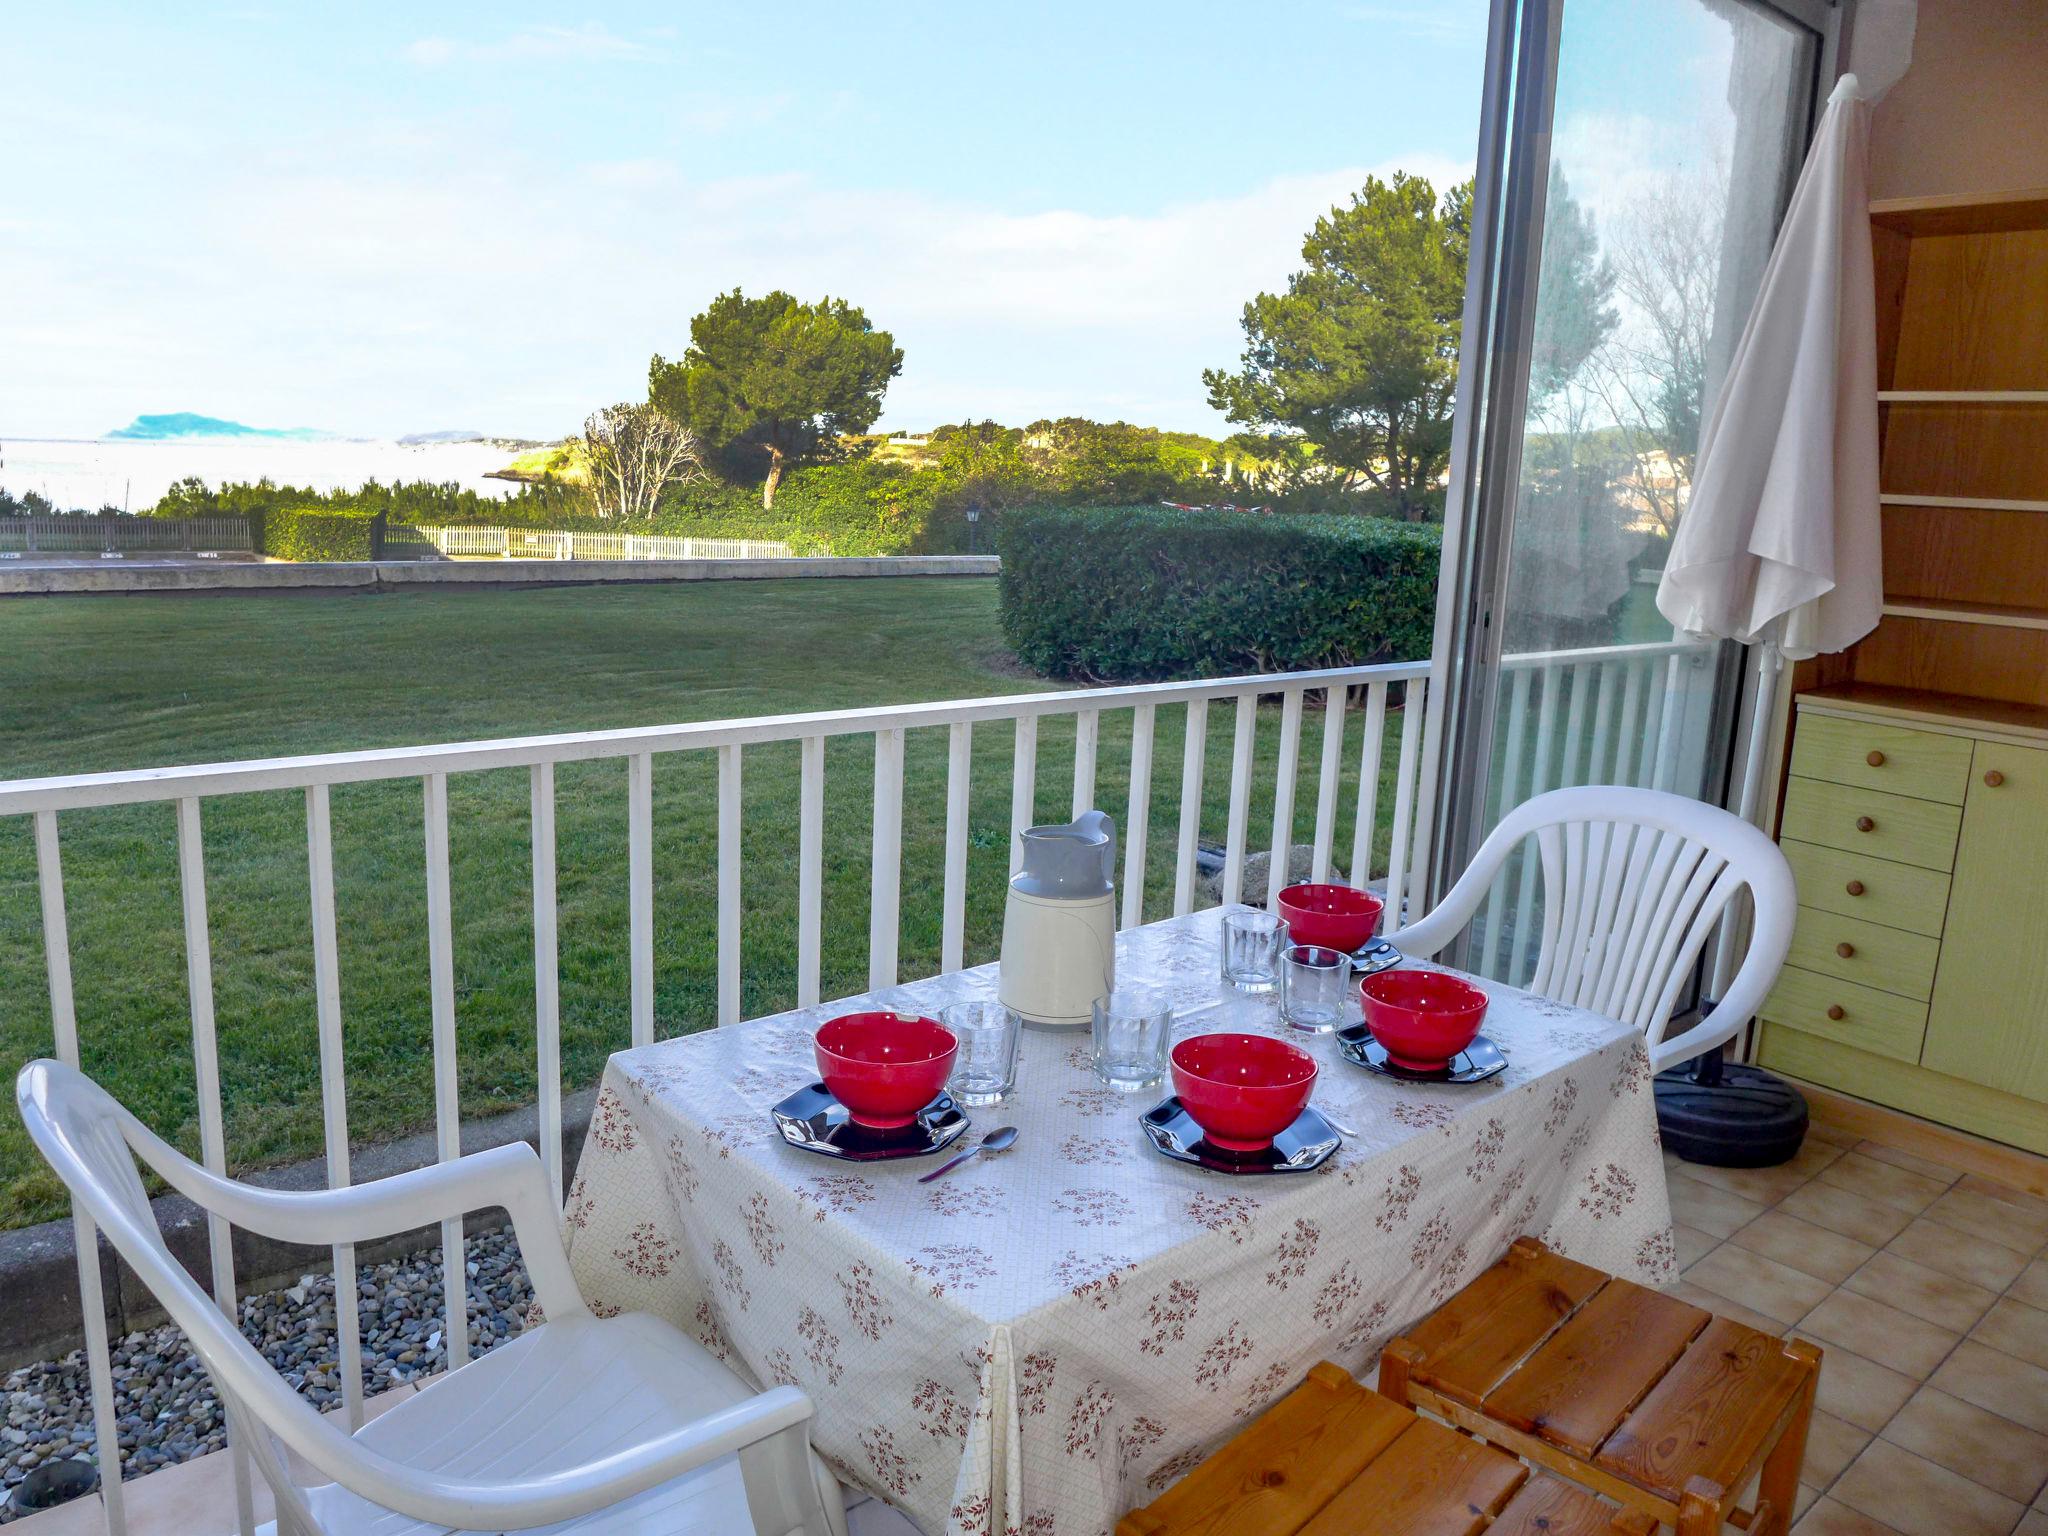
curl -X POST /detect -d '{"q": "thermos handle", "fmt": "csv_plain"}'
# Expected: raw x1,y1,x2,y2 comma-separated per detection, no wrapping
1074,808,1117,890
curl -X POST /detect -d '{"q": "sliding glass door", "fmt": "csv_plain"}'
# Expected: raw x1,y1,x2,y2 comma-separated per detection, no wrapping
1432,0,1828,983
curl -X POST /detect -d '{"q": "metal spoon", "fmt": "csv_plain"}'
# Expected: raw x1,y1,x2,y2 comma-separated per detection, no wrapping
918,1125,1019,1183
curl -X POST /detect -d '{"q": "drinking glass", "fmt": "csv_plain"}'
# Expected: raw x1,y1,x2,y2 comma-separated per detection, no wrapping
942,1000,1023,1106
1220,909,1284,992
1280,943,1353,1033
1091,988,1174,1092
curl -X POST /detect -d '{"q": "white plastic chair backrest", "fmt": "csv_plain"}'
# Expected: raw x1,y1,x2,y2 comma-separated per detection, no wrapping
16,1060,352,1534
1388,785,1796,1072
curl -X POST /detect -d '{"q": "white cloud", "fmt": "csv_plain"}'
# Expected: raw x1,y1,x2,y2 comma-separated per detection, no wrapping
403,23,658,67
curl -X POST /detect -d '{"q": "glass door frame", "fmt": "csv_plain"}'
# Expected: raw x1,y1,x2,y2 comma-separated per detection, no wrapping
1421,0,1847,934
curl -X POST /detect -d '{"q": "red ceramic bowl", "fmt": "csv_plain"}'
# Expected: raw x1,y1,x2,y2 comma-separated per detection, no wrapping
815,1011,958,1129
1170,1032,1318,1152
1360,970,1489,1071
1276,883,1384,952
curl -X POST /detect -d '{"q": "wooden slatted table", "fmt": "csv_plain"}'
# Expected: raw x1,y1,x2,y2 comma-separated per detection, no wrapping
1378,1237,1822,1536
1115,1361,1655,1536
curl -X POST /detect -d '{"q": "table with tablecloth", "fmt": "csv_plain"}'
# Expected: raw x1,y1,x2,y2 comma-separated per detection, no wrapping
560,905,1676,1536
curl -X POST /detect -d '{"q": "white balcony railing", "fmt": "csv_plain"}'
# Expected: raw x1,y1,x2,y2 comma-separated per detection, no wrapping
0,637,1716,1535
402,525,793,561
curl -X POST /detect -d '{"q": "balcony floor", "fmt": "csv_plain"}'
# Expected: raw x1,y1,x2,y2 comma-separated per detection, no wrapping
10,1120,2046,1536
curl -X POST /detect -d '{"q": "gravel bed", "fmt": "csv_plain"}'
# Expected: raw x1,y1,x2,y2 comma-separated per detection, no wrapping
1,1226,535,1520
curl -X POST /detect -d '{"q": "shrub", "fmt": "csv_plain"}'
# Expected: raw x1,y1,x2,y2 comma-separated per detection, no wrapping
264,505,380,562
998,506,1441,682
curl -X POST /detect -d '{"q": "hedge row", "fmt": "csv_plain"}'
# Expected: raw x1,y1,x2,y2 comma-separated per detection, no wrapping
997,507,1441,682
263,506,381,562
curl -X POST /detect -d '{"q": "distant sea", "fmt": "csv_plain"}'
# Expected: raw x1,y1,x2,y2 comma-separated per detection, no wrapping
0,438,528,513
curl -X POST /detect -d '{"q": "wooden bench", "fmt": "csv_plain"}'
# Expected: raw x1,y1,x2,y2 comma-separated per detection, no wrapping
1377,1236,1822,1536
1115,1361,1655,1536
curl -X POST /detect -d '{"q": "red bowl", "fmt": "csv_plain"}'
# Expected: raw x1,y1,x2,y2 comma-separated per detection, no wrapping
1170,1032,1318,1152
1276,883,1384,952
815,1012,958,1129
1360,970,1488,1071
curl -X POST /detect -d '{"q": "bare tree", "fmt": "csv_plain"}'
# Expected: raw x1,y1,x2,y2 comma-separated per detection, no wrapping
582,402,704,521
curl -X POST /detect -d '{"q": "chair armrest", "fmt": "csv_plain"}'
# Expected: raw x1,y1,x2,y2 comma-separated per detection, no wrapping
142,1141,590,1321
323,1385,816,1531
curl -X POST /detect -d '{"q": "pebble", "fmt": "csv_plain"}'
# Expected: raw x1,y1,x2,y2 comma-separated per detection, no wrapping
0,1226,534,1521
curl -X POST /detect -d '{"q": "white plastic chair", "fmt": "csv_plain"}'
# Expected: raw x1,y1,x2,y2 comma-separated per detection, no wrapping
1388,785,1796,1073
16,1060,847,1536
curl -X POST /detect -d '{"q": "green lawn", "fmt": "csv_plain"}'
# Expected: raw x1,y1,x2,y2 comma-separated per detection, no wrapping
0,579,1412,1227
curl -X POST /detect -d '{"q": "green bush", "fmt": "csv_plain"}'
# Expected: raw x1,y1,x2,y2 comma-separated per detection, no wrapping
264,505,380,561
998,506,1440,682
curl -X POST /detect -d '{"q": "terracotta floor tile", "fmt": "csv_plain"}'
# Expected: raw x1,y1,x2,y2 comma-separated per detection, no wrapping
1667,1170,1771,1238
1883,1384,2048,1505
2012,1259,2048,1313
1803,1338,1921,1432
1819,1152,1952,1217
1832,1439,2024,1536
1735,1209,1878,1286
1808,1118,1864,1149
1782,1181,1917,1248
1792,1496,1903,1535
1674,1222,1721,1269
1799,1290,1961,1380
1687,1244,1837,1327
1929,1340,2048,1435
1852,1140,1964,1186
1845,1250,1999,1333
2017,1511,2048,1536
1925,1187,2048,1255
1954,1174,2048,1220
1801,1407,1874,1486
1667,1279,1790,1339
1796,1481,1823,1521
1673,1155,1822,1206
1885,1216,2030,1292
1971,1296,2048,1372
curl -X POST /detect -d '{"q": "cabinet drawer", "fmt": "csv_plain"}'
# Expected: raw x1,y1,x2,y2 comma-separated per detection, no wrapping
1760,966,1928,1063
1781,840,1951,936
1787,906,1942,1002
1780,777,1962,872
1792,712,1975,804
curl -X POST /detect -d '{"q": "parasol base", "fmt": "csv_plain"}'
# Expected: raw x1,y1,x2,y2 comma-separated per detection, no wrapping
1654,1050,1809,1168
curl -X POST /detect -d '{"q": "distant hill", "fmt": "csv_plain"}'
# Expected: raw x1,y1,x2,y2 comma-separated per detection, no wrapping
107,412,334,442
397,429,486,445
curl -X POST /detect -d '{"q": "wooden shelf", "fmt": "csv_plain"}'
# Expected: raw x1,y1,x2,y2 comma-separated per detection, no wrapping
1879,493,2048,514
1798,684,2048,743
1880,597,2048,631
1871,187,2048,237
1878,391,2048,404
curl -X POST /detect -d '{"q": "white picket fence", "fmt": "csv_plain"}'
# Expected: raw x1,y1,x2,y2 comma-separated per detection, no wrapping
0,635,1724,1534
402,525,793,561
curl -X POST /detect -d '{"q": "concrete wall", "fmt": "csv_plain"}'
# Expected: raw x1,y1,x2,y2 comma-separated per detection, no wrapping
0,554,999,598
1863,0,2048,199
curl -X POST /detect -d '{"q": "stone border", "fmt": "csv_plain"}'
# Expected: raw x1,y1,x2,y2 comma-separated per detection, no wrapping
0,1090,598,1371
0,554,999,597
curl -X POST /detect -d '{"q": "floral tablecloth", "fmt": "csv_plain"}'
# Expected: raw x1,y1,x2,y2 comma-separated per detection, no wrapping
562,906,1675,1536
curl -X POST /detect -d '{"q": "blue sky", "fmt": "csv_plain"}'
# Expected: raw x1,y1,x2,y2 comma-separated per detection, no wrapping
1,3,1492,440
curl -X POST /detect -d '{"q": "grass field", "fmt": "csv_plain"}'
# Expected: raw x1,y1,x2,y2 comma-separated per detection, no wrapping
0,579,1413,1227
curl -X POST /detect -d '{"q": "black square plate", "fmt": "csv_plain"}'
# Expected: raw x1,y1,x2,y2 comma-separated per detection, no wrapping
1138,1096,1340,1174
1336,1028,1507,1084
769,1082,971,1160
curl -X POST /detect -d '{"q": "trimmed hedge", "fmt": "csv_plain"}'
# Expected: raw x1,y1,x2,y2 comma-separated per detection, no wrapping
264,506,381,562
998,507,1440,682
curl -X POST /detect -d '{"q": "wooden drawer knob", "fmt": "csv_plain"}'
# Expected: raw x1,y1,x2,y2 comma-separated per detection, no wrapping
1855,816,1876,832
1846,879,1866,896
1985,769,2005,787
1867,750,1886,767
1836,942,1856,958
1826,1004,1846,1021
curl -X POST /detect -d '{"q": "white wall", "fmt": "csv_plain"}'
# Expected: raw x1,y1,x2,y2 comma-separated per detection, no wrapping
1861,0,2048,199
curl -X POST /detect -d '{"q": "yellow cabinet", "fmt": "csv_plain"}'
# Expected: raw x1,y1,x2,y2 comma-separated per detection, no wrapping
1921,742,2048,1101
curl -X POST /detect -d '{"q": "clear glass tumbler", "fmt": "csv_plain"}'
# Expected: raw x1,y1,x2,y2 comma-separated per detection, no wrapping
1220,909,1284,992
1091,988,1174,1092
1280,943,1353,1033
942,1000,1023,1106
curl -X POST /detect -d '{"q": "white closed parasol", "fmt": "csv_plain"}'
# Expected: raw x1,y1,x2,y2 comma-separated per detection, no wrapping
1657,72,1883,823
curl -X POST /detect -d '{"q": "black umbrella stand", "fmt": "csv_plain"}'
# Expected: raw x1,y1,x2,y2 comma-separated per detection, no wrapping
1654,1023,1810,1168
